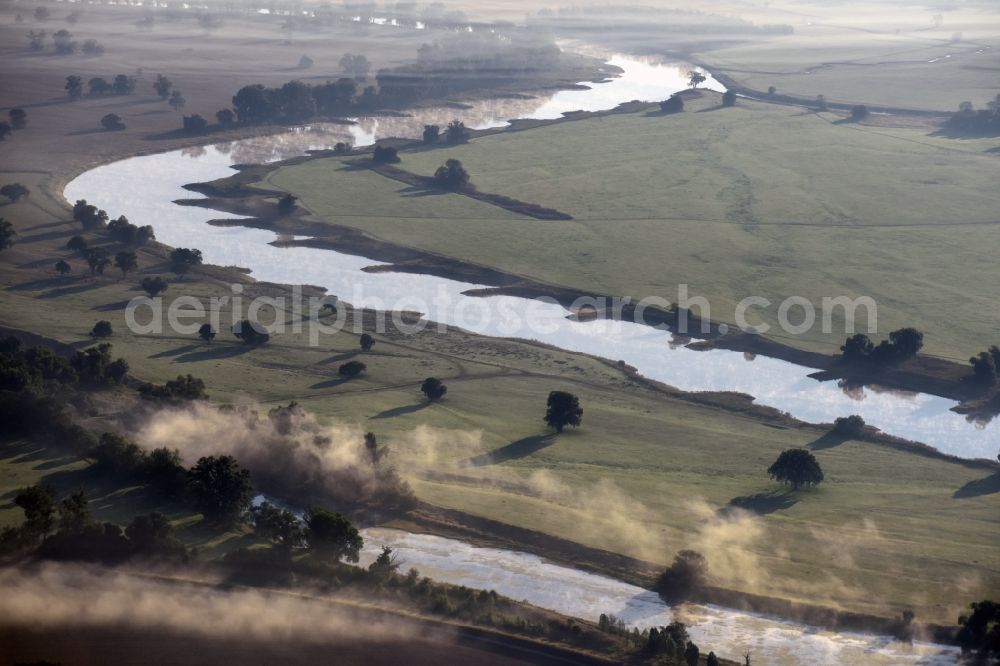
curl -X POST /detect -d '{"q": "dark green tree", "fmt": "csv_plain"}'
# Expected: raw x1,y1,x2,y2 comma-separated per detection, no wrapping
14,484,56,535
90,320,112,338
66,75,84,100
55,259,71,275
101,113,125,131
1,183,30,202
423,124,441,143
188,455,253,524
169,247,202,277
421,377,447,401
433,158,470,189
445,120,469,144
67,235,88,256
305,508,363,562
768,449,824,490
656,550,708,601
660,94,684,114
85,247,111,275
114,250,137,277
141,276,168,297
0,219,15,251
198,323,216,343
233,319,270,346
153,74,172,99
545,390,582,432
338,360,366,378
359,333,375,351
251,502,303,550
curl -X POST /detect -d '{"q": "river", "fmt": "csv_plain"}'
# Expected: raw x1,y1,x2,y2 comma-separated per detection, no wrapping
66,52,977,664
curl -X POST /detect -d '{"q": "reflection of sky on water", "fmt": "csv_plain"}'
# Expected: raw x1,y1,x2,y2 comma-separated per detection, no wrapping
64,53,997,459
357,529,960,666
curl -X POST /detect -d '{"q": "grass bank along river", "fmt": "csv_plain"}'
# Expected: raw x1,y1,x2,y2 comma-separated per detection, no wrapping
66,52,996,458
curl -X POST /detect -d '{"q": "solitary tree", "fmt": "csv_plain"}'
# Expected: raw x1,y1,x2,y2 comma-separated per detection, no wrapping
305,508,363,562
114,250,137,277
141,276,168,297
338,360,367,379
359,333,375,351
1,183,30,202
101,113,125,131
0,219,14,251
169,247,202,277
421,377,447,401
188,455,253,524
545,390,582,432
815,94,828,112
198,323,216,344
688,70,707,88
722,89,737,107
90,320,113,338
707,653,720,666
55,259,71,275
768,449,824,490
851,105,870,121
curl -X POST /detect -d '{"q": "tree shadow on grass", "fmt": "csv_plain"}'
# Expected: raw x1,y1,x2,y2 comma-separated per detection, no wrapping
462,434,556,467
175,345,254,363
370,402,430,420
309,376,353,389
721,490,799,517
92,299,133,312
319,350,359,365
696,104,728,113
38,281,105,299
398,183,449,198
953,473,1000,499
808,430,850,451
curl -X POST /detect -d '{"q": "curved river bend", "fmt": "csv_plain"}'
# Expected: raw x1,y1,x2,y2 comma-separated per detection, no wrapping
68,53,975,665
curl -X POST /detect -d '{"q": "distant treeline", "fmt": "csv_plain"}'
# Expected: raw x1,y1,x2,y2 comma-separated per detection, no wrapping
947,97,1000,136
227,32,564,125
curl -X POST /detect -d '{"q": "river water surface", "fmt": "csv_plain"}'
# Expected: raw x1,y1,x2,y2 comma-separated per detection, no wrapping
66,53,980,664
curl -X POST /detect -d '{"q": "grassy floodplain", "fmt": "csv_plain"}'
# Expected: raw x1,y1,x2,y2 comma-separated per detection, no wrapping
261,93,1000,361
0,174,996,625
